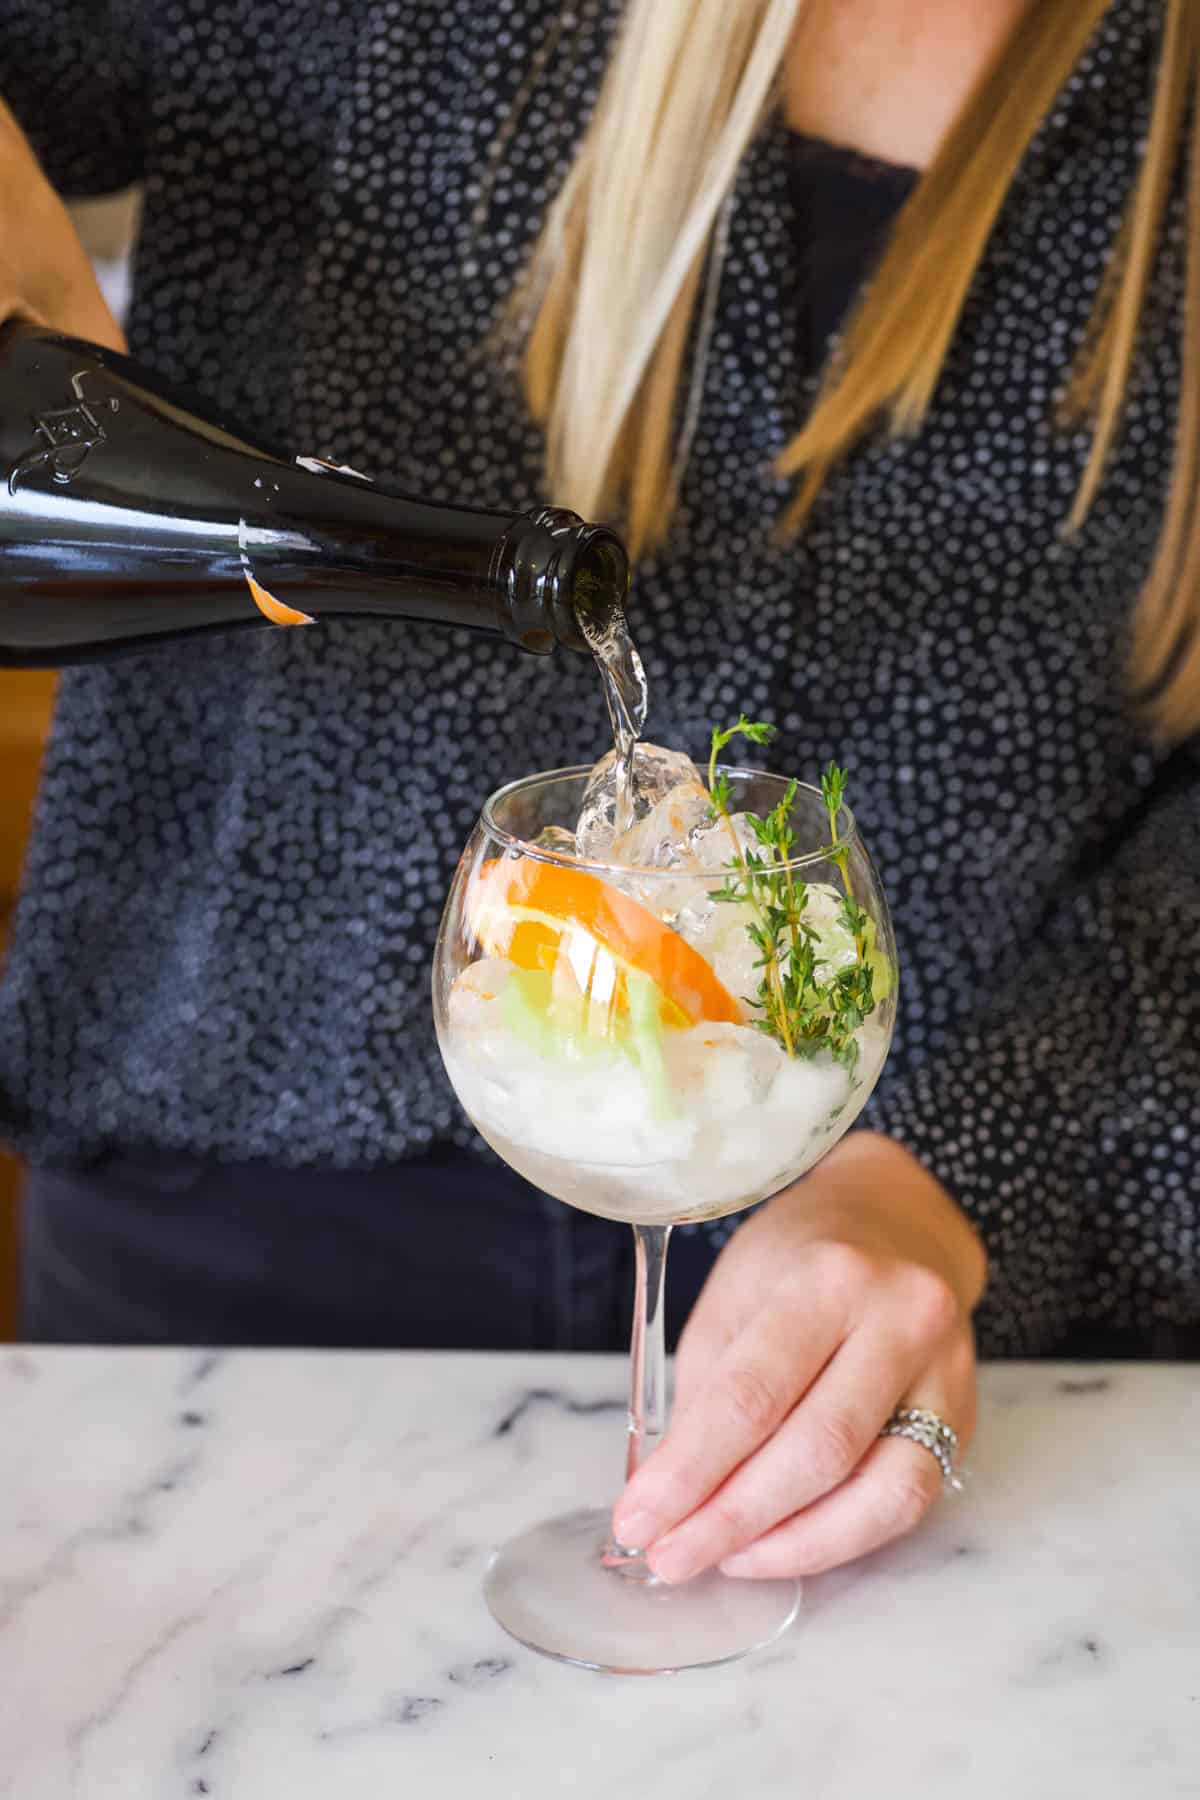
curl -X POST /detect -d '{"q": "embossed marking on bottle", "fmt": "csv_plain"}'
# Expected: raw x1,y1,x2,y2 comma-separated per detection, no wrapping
8,370,120,496
295,454,375,483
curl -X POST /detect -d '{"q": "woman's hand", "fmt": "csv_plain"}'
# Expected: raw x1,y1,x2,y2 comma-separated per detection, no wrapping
612,1132,986,1581
0,97,126,350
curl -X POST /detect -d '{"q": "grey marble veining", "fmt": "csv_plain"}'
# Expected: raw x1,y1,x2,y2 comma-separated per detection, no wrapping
1,1350,1197,1798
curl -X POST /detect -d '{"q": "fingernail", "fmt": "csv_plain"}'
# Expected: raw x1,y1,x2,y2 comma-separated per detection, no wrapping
719,1550,756,1577
648,1538,703,1585
612,1509,662,1550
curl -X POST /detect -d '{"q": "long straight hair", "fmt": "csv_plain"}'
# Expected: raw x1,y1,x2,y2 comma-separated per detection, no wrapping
519,0,1200,741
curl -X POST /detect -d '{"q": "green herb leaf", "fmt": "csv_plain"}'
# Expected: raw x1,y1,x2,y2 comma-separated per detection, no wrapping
821,762,848,822
703,725,883,1063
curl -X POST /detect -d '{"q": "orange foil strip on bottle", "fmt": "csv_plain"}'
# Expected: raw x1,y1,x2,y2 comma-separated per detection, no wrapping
243,570,314,628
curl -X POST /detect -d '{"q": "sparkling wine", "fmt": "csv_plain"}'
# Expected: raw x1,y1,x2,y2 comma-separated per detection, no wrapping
579,608,648,838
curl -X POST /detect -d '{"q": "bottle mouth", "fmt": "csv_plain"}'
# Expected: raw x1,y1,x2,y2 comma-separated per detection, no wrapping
555,529,630,652
503,508,630,654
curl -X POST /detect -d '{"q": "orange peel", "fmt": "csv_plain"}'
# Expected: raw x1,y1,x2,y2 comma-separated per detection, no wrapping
469,856,739,1028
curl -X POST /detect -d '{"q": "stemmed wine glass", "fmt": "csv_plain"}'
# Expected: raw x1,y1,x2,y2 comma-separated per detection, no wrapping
432,762,896,1674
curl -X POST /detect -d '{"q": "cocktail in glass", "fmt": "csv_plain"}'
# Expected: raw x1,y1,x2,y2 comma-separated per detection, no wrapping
433,759,896,1673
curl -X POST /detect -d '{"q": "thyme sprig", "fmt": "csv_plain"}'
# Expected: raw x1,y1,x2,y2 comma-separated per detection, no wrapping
821,761,871,973
706,720,877,1068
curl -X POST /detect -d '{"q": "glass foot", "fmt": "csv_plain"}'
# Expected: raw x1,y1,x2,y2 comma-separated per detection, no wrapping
484,1507,800,1675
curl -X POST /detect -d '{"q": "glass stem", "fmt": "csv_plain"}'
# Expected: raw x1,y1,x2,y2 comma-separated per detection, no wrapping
604,1222,671,1579
626,1223,671,1481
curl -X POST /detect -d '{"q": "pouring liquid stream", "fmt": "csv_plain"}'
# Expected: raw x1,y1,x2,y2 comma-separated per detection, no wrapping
581,609,649,838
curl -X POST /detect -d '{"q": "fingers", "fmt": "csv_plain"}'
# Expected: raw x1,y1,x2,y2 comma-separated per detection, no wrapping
617,1238,962,1558
668,1260,742,1416
612,1275,846,1553
717,1436,946,1579
643,1321,924,1585
0,99,128,354
668,1223,875,1426
720,1341,977,1581
56,276,129,355
669,1202,803,1414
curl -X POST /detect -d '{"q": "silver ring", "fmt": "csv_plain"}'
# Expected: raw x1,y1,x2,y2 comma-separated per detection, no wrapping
880,1406,965,1494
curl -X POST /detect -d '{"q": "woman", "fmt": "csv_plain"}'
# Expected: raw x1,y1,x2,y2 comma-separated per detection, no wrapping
0,0,1195,1588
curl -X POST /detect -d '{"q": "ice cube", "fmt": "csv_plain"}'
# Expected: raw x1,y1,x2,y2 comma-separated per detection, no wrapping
667,1019,786,1117
611,780,713,869
711,922,767,1015
668,811,762,979
687,895,764,1015
575,742,702,858
529,825,579,858
445,957,516,1072
687,809,760,870
605,781,730,922
766,1050,853,1143
801,882,860,982
671,888,719,944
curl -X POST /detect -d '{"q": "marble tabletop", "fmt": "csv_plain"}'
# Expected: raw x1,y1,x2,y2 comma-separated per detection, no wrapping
1,1348,1197,1799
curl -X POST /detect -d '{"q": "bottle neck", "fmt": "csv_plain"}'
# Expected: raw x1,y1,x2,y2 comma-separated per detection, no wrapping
248,477,628,655
247,458,530,638
0,322,630,658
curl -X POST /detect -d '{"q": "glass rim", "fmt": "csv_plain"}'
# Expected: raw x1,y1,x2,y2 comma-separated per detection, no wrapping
479,763,860,878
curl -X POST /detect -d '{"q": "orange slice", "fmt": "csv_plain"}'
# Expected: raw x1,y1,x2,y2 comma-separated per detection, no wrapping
469,856,740,1028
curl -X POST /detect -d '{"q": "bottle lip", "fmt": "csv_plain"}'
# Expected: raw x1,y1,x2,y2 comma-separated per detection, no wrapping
552,523,630,652
500,508,630,654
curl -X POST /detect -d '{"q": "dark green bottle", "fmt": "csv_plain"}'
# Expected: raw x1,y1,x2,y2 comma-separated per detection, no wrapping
0,321,630,667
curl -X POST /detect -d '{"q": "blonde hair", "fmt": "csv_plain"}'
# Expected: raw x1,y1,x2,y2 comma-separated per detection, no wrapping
519,0,1200,741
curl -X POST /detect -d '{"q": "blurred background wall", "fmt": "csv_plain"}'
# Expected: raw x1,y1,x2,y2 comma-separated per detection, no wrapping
0,188,141,1339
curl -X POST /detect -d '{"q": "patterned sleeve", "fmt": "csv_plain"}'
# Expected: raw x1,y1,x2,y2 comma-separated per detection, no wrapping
0,1,147,195
868,738,1200,1356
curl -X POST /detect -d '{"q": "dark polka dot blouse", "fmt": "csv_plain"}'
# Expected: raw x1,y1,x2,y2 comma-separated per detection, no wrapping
1,0,1196,1354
